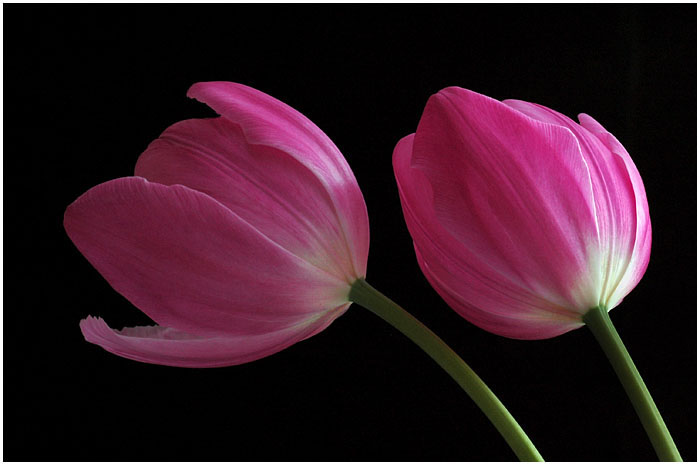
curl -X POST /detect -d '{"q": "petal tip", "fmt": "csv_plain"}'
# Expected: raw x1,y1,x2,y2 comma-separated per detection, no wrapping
392,133,415,161
79,315,106,334
186,81,251,107
186,81,221,99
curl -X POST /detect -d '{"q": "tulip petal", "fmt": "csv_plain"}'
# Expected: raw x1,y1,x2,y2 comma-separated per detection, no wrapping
504,100,644,309
394,134,583,339
186,82,369,280
411,87,602,315
578,113,651,309
64,177,350,338
135,117,356,282
80,305,348,368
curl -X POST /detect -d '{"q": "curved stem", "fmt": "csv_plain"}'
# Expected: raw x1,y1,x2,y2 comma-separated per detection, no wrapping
349,279,543,462
583,306,681,461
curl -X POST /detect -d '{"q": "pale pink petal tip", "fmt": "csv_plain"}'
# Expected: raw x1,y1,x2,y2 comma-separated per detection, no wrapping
79,308,347,368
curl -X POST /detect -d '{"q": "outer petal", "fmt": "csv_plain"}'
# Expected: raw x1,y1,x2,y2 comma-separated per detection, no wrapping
504,100,644,309
64,177,350,338
186,82,369,281
578,113,651,309
135,117,355,282
394,134,583,339
412,87,602,316
80,306,348,368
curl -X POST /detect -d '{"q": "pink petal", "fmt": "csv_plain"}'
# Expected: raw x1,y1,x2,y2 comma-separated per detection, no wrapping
64,177,350,338
394,134,583,339
134,116,356,282
412,88,602,314
80,305,348,368
504,100,646,310
186,82,369,281
577,113,651,309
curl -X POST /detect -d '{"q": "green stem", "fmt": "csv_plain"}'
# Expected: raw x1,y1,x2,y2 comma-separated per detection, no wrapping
349,279,543,462
583,306,681,461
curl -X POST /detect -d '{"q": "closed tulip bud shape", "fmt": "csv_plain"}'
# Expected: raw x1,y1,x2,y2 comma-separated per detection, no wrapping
394,87,682,460
65,82,369,367
393,86,651,340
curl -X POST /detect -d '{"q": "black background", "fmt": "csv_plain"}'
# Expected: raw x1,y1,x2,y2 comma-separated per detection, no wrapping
4,4,696,462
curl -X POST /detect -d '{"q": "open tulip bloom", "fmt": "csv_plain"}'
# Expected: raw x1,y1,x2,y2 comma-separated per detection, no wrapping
65,82,543,460
393,86,681,461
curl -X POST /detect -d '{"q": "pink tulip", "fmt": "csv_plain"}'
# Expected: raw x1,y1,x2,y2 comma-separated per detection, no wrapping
393,87,651,340
65,82,369,367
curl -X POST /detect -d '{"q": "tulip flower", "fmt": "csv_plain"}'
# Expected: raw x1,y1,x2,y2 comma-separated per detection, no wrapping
66,81,370,367
393,86,680,460
65,82,543,461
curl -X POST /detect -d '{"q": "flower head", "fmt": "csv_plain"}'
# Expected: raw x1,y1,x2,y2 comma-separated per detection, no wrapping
393,87,650,339
65,82,369,366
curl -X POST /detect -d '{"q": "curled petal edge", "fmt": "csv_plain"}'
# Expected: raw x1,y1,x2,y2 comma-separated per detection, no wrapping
186,81,370,280
80,304,349,368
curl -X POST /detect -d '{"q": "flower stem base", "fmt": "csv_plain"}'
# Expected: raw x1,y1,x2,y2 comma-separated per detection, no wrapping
349,278,543,462
583,306,681,461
